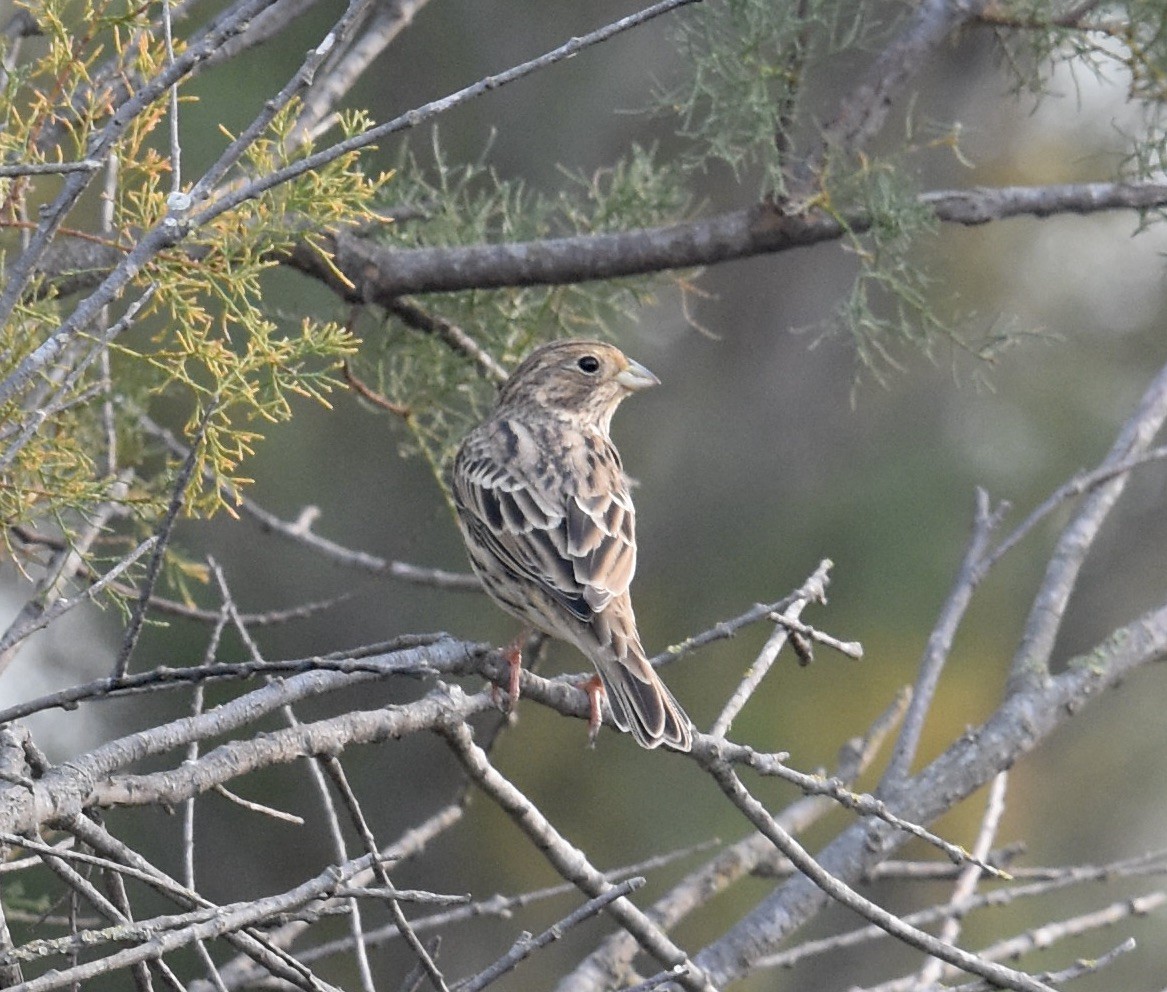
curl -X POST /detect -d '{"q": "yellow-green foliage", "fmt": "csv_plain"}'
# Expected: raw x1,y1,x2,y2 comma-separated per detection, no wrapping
0,0,386,584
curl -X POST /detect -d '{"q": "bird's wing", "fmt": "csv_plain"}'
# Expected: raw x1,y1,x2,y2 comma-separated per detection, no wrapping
453,419,636,623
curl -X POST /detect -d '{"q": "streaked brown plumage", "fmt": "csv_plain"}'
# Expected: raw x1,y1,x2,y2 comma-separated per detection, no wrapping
452,339,692,751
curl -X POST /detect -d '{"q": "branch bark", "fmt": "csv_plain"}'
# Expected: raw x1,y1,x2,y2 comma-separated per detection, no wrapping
280,181,1167,301
691,602,1167,986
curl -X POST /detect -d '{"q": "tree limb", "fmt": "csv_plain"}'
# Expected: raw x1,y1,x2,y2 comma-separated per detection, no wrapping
280,181,1167,301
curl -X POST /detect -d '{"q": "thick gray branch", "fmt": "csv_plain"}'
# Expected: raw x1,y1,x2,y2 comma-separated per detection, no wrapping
1008,358,1167,693
5,854,375,992
0,642,486,835
283,181,1167,300
692,602,1167,985
34,181,1167,305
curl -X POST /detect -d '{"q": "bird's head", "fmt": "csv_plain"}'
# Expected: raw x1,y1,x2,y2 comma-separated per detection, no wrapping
494,339,659,429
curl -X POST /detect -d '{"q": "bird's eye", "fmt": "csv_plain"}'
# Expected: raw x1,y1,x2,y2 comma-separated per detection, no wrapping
577,355,601,374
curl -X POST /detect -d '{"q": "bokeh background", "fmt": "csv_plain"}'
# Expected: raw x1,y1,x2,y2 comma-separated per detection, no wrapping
4,1,1167,989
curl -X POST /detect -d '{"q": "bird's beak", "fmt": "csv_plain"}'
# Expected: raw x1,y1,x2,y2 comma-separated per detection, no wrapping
615,357,660,392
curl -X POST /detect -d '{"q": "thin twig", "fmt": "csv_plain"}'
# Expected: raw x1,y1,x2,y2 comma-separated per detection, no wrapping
703,740,1007,879
949,937,1138,992
1007,360,1167,694
701,759,1056,992
0,633,459,725
766,613,863,660
114,399,220,678
110,585,352,626
92,813,159,992
709,555,830,732
881,490,1007,785
137,408,480,586
652,594,799,668
211,784,306,825
183,683,231,992
386,299,508,384
311,755,378,992
161,0,182,192
711,559,833,737
913,770,1009,989
319,756,450,992
343,361,412,417
439,719,715,992
458,878,646,992
985,444,1167,572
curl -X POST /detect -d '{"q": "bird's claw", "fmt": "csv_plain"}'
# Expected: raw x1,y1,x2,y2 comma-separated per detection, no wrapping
491,636,524,712
580,674,605,747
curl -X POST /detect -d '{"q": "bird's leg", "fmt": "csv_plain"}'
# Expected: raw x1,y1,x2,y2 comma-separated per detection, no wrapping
579,674,605,747
492,631,526,711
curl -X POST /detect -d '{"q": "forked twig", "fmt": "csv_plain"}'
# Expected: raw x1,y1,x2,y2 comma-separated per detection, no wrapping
439,720,715,992
701,759,1056,992
710,559,834,738
458,878,645,992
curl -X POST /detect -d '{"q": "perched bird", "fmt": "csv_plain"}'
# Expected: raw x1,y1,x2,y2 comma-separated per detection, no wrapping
452,339,693,751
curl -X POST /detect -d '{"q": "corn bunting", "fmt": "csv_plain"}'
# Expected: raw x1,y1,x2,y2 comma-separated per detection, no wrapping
452,339,692,751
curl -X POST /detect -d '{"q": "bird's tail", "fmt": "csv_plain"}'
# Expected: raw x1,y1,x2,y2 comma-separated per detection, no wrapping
598,659,693,752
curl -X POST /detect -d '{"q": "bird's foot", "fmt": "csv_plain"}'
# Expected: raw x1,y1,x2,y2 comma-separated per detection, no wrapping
491,635,525,712
579,674,605,747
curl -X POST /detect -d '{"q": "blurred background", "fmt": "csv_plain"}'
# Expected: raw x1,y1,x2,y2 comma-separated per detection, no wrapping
4,1,1167,989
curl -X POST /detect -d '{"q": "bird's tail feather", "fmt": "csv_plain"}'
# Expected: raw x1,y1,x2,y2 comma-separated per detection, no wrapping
600,664,692,751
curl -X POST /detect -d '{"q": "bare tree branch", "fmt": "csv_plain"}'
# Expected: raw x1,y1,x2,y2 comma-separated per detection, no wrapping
1008,358,1167,694
710,559,833,738
813,0,991,167
881,490,1008,785
0,634,467,725
460,878,646,992
290,0,434,145
691,600,1167,984
6,854,378,992
439,720,716,992
868,896,1163,992
913,771,1010,989
193,802,466,992
699,759,1055,992
753,852,1167,973
281,180,1167,301
556,690,911,992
